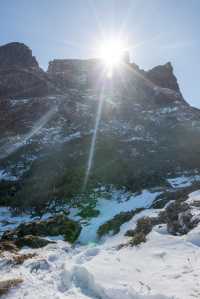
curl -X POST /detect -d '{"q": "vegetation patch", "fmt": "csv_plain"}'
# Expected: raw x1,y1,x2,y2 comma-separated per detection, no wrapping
0,240,19,253
151,181,200,209
125,216,161,247
97,208,144,238
1,214,82,246
11,253,37,265
77,206,100,219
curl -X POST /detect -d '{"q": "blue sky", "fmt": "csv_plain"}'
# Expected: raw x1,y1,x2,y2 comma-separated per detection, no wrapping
0,0,199,107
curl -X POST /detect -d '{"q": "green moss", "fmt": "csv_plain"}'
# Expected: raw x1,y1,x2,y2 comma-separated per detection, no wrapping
16,235,53,249
129,232,146,246
125,216,160,247
97,208,144,238
78,206,100,219
2,214,82,245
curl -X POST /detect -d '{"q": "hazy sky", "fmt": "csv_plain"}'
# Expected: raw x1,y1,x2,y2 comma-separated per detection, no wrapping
0,0,199,107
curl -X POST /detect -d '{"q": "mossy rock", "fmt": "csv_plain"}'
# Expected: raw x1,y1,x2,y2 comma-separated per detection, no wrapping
97,208,144,238
77,206,100,219
135,217,154,235
15,235,53,249
159,200,196,235
130,232,146,246
2,214,82,245
125,216,160,247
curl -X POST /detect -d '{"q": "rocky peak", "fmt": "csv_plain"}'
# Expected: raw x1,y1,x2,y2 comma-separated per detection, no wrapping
146,62,180,92
0,42,39,69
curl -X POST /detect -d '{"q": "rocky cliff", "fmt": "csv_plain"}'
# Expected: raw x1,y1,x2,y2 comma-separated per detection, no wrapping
0,42,56,98
0,42,200,212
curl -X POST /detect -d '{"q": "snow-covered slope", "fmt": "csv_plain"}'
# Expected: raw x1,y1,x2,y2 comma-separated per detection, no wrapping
1,187,200,299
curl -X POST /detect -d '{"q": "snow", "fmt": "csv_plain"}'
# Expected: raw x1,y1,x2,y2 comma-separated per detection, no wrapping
1,190,200,298
0,169,17,181
167,175,200,188
76,190,161,244
0,207,52,236
158,107,178,114
63,131,81,142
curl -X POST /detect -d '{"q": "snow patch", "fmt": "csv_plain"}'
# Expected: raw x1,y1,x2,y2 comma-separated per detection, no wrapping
167,175,200,188
0,169,17,181
77,190,161,244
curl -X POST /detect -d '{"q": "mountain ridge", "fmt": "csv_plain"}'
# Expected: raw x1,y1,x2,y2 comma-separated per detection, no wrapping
0,41,200,213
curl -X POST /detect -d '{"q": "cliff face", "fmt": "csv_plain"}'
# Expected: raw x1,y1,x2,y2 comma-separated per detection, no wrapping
0,42,38,69
146,62,180,92
0,42,200,211
0,43,56,98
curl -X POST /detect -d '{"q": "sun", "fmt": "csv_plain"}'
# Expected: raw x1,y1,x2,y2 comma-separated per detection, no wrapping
98,39,127,76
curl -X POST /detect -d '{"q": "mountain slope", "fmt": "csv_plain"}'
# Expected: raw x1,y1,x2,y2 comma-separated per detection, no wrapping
0,42,200,212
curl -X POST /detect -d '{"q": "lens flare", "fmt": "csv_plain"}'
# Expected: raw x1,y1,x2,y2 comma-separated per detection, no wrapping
98,39,127,77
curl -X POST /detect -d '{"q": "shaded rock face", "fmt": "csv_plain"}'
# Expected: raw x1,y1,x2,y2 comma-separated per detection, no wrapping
1,42,200,212
146,62,180,92
0,42,39,69
0,42,55,98
48,58,103,90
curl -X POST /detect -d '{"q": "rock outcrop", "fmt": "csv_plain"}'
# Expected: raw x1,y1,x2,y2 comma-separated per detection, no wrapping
0,42,56,98
1,214,82,245
0,42,38,69
47,58,103,90
146,62,180,92
0,42,200,213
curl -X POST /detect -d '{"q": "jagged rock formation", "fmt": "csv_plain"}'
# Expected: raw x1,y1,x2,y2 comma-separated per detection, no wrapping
0,42,38,69
0,42,56,98
0,42,200,211
146,62,180,92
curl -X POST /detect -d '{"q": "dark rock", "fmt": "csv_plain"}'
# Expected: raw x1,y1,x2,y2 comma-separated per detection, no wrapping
0,42,38,69
0,240,19,253
125,216,161,247
129,232,146,246
2,214,81,244
0,42,56,98
160,201,198,235
97,208,144,238
15,235,53,249
0,41,200,214
146,62,180,92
